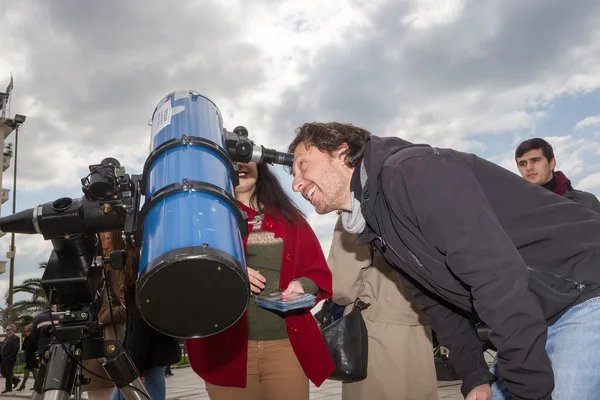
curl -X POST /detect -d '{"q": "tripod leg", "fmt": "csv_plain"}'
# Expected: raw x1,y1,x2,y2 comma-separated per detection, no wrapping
41,343,78,400
102,340,150,400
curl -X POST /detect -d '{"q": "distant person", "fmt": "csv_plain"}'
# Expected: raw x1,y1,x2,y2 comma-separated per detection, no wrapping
0,324,20,393
29,304,60,361
515,138,600,212
28,305,60,399
16,323,38,391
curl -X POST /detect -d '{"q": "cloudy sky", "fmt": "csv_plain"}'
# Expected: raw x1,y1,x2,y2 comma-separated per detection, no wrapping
1,0,600,305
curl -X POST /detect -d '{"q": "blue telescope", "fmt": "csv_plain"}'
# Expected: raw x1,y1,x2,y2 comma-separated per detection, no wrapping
137,91,248,338
137,90,293,338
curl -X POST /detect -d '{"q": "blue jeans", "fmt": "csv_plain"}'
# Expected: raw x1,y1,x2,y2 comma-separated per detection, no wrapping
112,366,167,400
490,296,600,399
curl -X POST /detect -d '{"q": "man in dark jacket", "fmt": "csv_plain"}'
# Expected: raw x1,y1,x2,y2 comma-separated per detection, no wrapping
288,122,600,400
1,324,21,393
515,138,600,213
29,306,60,361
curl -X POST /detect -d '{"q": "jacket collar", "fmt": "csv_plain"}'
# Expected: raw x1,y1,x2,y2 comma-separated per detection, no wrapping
237,201,285,239
353,135,420,245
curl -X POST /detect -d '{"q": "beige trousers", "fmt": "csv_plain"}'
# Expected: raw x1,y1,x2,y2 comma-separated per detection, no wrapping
206,339,309,400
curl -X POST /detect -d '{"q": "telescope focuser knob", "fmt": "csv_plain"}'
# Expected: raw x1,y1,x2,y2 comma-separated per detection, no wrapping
233,126,249,137
104,250,125,271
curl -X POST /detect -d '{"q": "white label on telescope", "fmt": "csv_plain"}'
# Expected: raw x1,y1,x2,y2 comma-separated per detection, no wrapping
152,100,172,138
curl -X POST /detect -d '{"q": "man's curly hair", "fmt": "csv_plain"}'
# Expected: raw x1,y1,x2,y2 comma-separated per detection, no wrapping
288,122,371,168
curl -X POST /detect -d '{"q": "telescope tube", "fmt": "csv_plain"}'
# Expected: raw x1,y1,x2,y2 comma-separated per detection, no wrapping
137,91,249,338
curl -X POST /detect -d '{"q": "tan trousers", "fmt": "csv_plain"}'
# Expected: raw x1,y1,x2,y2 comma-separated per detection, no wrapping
342,323,438,400
206,339,309,400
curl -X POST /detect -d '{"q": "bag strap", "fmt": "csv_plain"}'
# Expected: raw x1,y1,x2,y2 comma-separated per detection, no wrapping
354,298,370,312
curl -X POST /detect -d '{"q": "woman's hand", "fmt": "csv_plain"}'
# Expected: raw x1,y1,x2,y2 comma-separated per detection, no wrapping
248,267,266,294
281,280,305,301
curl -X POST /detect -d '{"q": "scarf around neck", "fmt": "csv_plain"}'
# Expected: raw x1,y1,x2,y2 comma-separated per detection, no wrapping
543,171,571,196
341,161,368,234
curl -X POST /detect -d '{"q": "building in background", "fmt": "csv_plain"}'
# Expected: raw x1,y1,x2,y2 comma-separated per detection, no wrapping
0,75,16,275
0,76,26,325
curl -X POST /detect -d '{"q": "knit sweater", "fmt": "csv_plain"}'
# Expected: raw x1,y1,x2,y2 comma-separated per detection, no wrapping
246,212,318,340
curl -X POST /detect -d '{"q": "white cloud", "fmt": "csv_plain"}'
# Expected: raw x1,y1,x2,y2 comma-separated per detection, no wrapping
577,172,600,191
575,115,600,129
401,0,466,30
270,0,600,155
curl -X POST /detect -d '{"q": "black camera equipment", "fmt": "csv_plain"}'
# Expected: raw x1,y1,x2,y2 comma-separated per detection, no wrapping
0,158,149,400
0,94,294,398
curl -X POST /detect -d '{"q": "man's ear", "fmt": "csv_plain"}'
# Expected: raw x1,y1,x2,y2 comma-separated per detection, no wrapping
550,157,557,171
332,144,349,165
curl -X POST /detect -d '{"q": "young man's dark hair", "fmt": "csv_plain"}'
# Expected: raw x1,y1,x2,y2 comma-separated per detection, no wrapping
288,122,600,400
515,138,555,161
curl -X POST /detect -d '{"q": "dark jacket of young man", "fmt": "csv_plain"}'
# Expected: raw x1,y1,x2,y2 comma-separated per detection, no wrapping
352,135,600,400
544,170,600,213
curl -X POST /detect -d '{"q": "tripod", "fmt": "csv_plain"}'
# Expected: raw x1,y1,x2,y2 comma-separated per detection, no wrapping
31,307,149,400
29,233,150,400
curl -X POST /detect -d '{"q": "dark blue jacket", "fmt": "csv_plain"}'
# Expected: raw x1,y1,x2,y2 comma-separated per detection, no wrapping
29,311,60,358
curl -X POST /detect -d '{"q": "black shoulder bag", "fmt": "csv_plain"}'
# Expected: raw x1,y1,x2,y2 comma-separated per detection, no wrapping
315,298,370,382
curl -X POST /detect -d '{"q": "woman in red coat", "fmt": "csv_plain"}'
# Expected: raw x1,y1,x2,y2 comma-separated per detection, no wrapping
186,161,335,400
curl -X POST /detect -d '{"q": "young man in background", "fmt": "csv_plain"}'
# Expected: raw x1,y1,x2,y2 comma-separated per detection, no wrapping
515,138,600,213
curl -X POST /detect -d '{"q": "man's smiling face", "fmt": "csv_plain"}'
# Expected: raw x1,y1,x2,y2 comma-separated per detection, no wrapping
291,141,353,214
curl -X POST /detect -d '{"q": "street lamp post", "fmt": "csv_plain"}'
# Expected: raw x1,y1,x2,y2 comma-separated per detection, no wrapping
6,113,26,324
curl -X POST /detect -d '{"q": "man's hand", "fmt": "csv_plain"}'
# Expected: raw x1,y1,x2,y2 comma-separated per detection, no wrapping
248,267,266,294
466,384,492,400
281,280,305,301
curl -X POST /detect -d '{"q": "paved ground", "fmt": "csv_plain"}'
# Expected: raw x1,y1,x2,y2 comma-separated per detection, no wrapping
0,366,463,399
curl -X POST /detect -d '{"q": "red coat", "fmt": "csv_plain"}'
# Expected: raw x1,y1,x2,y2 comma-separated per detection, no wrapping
185,203,335,387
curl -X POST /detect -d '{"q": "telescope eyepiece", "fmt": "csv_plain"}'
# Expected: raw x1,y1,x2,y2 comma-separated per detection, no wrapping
225,127,293,167
235,141,253,159
260,147,294,167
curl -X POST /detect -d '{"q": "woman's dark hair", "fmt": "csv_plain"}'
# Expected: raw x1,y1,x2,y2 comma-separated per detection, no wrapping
288,122,371,168
250,163,305,224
